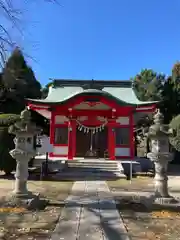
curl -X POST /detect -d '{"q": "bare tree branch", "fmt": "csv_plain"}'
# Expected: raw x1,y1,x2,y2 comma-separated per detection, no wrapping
0,0,59,68
0,0,21,67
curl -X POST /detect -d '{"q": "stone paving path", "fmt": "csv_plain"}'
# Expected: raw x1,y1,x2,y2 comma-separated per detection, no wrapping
51,181,129,240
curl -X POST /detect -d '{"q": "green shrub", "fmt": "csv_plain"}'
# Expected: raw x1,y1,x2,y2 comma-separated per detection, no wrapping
0,114,20,126
0,114,19,174
169,114,180,151
0,126,16,174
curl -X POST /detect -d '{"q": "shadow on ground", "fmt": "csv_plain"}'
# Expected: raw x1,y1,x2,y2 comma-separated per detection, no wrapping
1,163,180,182
29,166,127,181
116,199,180,213
0,167,127,181
51,199,133,240
168,164,180,176
46,194,180,214
50,197,180,240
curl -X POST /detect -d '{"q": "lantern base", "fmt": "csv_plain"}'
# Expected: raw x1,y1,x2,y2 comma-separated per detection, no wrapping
153,196,179,205
3,193,49,210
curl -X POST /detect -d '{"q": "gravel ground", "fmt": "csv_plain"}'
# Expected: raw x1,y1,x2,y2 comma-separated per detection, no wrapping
117,199,180,240
0,178,73,239
108,177,180,240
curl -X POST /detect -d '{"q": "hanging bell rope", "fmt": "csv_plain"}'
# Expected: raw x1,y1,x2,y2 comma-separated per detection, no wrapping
76,118,108,134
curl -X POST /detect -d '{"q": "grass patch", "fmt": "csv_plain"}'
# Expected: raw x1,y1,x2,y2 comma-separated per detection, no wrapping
107,177,153,190
115,198,180,239
27,180,74,201
0,179,74,239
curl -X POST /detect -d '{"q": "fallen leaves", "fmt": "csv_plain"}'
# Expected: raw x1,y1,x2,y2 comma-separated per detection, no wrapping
0,207,26,213
152,210,180,218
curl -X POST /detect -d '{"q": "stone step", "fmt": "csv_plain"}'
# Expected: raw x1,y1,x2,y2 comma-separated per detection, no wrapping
68,163,118,166
67,165,119,169
68,169,120,172
68,163,118,167
66,168,121,173
68,162,119,166
53,171,126,178
68,159,118,162
68,159,119,163
67,161,124,175
68,161,119,165
67,165,122,171
33,158,126,177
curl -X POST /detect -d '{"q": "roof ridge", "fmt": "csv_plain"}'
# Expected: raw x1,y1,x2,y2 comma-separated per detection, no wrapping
52,79,132,88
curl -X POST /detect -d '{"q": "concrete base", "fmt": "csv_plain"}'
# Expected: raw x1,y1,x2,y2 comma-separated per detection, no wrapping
11,190,33,198
154,197,179,204
54,171,126,179
4,192,49,210
33,156,157,178
33,157,67,172
135,157,154,172
121,160,142,176
34,156,155,173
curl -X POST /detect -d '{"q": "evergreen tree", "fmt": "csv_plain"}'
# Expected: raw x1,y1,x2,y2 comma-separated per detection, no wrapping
161,62,180,163
132,69,165,157
161,62,180,124
0,48,43,174
132,69,165,101
1,48,41,113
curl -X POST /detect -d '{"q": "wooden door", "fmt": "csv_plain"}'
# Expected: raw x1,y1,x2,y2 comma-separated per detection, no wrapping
76,127,108,158
93,127,108,158
76,129,91,157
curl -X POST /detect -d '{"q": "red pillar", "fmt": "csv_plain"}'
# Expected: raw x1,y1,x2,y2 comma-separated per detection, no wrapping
68,120,76,160
129,110,134,159
49,111,55,157
72,120,76,158
50,111,55,144
108,123,116,160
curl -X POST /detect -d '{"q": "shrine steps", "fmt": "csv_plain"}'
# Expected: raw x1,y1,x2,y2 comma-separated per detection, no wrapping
67,160,121,170
61,159,126,178
33,156,154,179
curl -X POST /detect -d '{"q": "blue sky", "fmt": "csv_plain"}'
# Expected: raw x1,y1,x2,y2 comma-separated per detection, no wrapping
20,0,180,85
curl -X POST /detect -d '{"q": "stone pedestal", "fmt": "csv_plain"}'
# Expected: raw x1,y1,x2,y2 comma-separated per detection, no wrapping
154,162,169,197
7,150,48,210
147,109,177,204
6,108,49,210
154,160,169,198
9,147,35,197
147,152,175,203
13,157,30,196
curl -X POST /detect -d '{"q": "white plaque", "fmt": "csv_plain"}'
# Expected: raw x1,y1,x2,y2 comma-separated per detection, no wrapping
37,135,53,154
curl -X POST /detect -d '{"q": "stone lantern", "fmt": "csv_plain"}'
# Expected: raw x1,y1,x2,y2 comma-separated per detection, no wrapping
8,108,41,197
147,109,175,203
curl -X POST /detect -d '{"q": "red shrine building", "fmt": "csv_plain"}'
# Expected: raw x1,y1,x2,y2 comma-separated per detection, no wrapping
27,80,156,160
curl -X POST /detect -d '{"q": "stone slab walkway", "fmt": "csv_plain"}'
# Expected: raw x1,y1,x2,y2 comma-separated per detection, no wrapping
51,181,129,240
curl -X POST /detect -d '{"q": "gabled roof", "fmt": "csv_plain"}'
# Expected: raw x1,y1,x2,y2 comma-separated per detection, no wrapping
27,79,157,107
